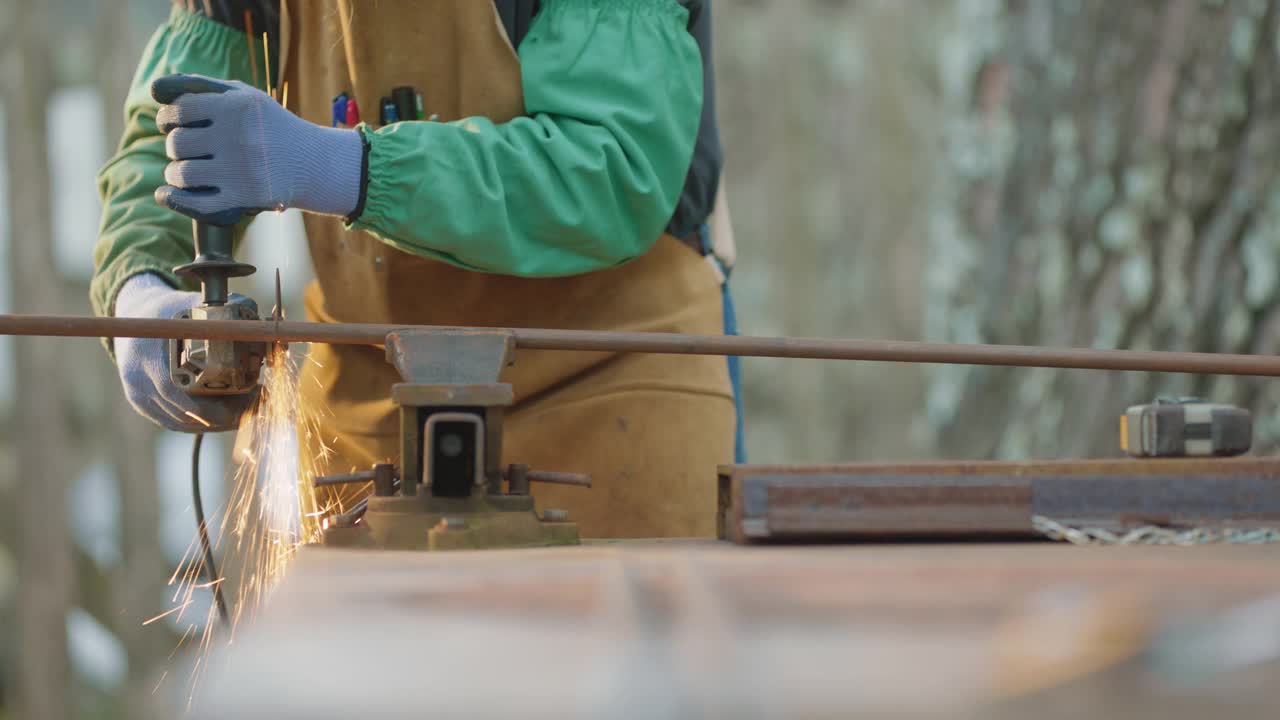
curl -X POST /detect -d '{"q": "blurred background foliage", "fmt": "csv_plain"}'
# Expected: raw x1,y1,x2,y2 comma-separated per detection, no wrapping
3,0,1280,717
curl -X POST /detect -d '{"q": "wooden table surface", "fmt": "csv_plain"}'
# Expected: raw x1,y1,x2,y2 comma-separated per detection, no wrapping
185,540,1280,720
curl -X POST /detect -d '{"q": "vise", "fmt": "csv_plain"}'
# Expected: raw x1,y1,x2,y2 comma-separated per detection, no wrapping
316,329,589,551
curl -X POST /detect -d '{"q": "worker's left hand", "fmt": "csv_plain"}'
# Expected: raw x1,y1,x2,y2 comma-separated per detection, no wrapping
151,74,364,225
115,273,260,433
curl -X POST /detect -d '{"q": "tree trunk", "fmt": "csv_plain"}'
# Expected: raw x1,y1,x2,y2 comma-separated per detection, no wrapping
94,0,132,151
717,1,951,462
923,0,1280,459
109,392,166,718
91,1,171,713
3,1,74,718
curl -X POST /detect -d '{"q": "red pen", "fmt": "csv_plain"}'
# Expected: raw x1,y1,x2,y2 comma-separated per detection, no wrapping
346,97,360,127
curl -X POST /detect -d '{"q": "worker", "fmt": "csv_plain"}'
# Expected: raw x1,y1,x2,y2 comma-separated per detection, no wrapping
92,0,741,538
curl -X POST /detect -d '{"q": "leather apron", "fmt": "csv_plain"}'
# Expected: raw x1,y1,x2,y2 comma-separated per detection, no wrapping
278,0,734,538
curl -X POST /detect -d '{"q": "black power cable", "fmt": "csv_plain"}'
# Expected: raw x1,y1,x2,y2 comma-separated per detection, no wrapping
192,433,229,624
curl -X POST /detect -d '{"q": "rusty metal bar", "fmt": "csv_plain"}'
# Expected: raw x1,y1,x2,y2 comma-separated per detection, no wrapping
7,313,1280,376
0,315,391,345
718,458,1280,543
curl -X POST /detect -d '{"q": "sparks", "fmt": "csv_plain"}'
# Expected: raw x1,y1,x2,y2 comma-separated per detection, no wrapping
168,625,196,661
161,342,331,703
144,601,193,626
152,670,169,695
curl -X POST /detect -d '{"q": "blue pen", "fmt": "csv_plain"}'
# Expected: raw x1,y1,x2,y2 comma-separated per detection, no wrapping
332,93,349,128
381,98,399,125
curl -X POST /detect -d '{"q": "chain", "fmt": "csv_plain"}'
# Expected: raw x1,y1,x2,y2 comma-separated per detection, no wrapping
1032,515,1280,546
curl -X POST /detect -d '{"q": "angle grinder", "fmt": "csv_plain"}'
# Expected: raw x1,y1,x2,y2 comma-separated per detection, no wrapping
169,219,266,396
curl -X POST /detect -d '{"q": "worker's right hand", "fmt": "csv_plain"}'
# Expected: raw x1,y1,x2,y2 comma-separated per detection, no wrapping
114,273,258,433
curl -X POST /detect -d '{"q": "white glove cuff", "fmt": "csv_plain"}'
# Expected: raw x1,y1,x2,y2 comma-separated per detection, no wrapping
114,272,175,318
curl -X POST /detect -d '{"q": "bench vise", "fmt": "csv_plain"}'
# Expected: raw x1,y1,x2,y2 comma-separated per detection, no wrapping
317,329,589,551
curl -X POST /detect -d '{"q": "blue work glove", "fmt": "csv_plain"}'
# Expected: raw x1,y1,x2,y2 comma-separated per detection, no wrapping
152,74,364,225
115,273,259,433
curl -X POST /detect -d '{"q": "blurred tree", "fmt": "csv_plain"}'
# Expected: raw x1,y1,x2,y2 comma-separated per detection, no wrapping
923,0,1280,459
3,1,75,718
90,2,173,716
719,0,947,462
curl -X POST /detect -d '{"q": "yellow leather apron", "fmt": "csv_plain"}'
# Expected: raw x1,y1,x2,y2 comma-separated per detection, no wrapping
278,0,734,538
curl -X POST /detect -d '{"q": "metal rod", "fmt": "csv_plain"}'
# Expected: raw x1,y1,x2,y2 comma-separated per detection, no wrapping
335,498,370,525
331,477,402,526
313,470,378,488
6,313,1280,377
525,471,593,489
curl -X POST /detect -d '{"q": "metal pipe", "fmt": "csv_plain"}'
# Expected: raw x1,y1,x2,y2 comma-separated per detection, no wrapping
6,313,1280,377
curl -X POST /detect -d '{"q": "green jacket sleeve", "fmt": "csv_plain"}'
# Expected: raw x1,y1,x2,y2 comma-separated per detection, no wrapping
351,0,704,277
91,7,257,318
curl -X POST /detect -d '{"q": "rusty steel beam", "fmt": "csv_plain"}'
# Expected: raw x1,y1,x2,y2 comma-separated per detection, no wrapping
717,458,1280,543
8,313,1280,376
